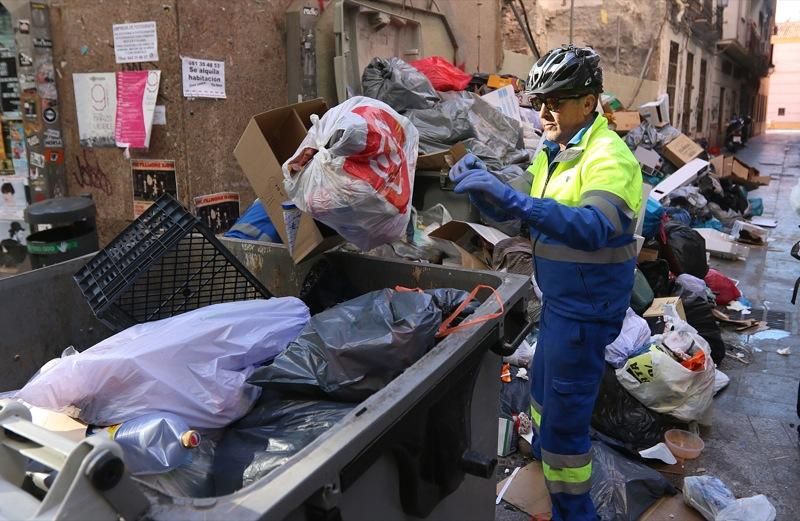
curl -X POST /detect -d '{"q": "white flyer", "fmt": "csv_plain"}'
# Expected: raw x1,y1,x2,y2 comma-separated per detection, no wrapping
113,21,158,64
182,57,226,99
73,73,117,147
481,85,522,122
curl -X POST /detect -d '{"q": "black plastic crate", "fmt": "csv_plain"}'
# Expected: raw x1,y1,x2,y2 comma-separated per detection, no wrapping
74,194,272,331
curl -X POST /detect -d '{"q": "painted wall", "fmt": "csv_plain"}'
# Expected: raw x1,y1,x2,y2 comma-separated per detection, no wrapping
766,39,800,129
47,0,500,245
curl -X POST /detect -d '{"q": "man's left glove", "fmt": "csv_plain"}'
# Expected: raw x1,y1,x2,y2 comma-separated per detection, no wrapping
449,153,535,223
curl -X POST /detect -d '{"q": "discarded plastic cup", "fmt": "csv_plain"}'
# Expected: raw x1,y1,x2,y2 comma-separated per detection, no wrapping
282,201,301,256
664,429,704,459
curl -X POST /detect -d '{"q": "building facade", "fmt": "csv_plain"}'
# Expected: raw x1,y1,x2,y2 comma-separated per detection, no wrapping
766,21,800,129
503,0,777,145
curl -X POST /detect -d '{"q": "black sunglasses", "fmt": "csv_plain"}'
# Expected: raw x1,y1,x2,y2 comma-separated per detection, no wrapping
530,94,587,112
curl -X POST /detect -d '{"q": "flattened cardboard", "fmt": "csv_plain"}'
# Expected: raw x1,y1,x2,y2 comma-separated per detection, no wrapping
429,220,511,246
234,98,342,263
640,493,705,521
634,146,662,170
695,228,750,260
644,296,686,321
661,133,703,167
638,248,660,263
495,462,552,518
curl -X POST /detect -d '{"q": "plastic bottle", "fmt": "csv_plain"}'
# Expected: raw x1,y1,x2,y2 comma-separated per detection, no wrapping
89,412,200,476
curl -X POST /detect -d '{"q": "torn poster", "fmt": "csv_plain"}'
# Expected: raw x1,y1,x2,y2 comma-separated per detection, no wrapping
112,21,158,64
9,123,28,177
0,50,20,119
194,192,240,234
131,159,176,218
0,176,28,219
0,219,29,272
115,70,160,149
181,57,226,99
73,73,117,147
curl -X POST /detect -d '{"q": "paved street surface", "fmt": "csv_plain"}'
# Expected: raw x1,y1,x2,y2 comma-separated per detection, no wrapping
496,131,800,520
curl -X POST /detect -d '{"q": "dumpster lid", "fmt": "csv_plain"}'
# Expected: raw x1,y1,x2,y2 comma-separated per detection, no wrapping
25,197,95,224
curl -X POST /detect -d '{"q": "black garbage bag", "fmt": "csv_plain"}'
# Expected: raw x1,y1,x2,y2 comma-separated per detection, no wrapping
591,441,677,521
660,222,709,278
638,259,672,298
298,258,360,315
250,288,477,402
683,299,726,365
214,392,355,494
361,57,439,113
591,365,683,451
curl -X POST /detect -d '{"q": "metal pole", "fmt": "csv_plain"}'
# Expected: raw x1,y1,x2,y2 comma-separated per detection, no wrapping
569,0,575,44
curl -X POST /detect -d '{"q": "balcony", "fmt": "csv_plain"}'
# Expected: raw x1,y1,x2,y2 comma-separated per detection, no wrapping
686,0,720,43
717,15,772,78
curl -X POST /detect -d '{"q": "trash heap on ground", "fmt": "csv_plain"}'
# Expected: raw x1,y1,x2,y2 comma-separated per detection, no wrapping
2,53,779,520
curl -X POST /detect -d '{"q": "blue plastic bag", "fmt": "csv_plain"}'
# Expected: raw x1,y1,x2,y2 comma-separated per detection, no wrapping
642,198,665,240
748,197,764,216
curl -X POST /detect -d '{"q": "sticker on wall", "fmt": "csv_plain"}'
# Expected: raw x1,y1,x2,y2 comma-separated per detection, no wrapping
194,192,240,234
27,134,39,147
115,70,160,149
43,128,62,148
18,52,32,67
20,91,38,121
29,151,44,168
73,72,116,147
181,57,226,99
131,159,176,217
42,106,56,123
17,20,30,34
113,21,158,64
32,37,51,49
45,148,63,165
153,104,166,125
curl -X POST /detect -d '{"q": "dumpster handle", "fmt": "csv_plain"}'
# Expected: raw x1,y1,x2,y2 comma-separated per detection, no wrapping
494,317,534,357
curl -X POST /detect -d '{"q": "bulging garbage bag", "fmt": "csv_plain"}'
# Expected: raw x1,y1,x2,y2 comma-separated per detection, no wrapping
662,221,709,278
683,475,775,521
250,288,476,402
361,57,439,112
616,310,716,423
214,393,355,494
283,96,419,251
409,56,471,92
605,308,653,369
137,439,216,497
591,441,677,521
405,97,473,155
16,299,310,429
591,364,682,450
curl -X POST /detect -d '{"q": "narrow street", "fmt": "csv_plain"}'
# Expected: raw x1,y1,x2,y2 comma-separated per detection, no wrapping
691,131,800,519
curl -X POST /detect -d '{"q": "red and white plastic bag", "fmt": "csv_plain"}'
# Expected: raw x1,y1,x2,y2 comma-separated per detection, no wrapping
282,97,419,251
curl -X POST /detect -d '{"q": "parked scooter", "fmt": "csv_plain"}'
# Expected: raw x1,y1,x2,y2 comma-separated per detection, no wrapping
725,116,745,152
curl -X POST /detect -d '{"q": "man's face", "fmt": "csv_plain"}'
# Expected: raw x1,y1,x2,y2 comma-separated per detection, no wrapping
538,94,595,145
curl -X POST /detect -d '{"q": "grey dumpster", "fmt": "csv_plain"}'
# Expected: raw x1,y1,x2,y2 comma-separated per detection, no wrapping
24,197,99,269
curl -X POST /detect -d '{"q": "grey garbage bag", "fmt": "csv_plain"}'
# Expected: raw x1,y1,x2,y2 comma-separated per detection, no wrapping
137,439,216,498
213,394,355,494
361,57,439,112
250,288,477,402
405,98,474,155
591,441,677,521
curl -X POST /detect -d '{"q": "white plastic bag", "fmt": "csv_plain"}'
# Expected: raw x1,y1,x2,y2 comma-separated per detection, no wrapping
503,337,536,368
683,476,776,521
16,299,310,429
616,309,715,422
716,495,776,521
605,307,652,368
283,96,419,251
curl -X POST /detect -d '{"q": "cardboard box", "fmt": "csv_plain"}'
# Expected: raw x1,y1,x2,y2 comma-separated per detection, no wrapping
730,157,750,180
611,111,641,133
644,296,686,321
661,133,703,167
234,99,342,263
639,94,670,127
696,228,750,260
709,154,733,177
634,146,662,171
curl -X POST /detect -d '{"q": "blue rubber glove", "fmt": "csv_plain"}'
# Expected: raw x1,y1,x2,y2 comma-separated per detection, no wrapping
449,154,527,222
